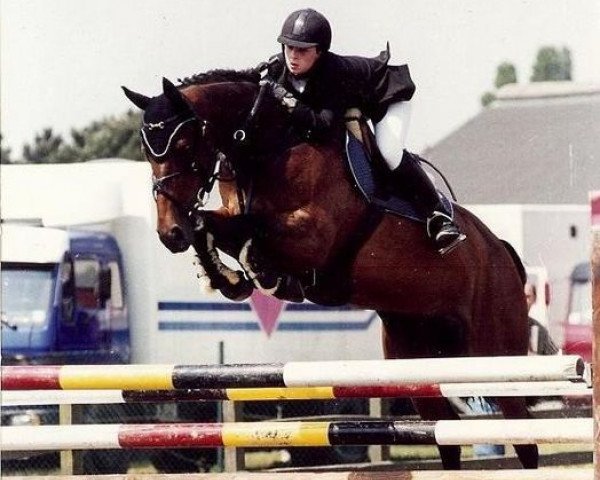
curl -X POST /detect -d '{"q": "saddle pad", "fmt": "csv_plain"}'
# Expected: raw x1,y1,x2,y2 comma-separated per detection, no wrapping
345,132,453,223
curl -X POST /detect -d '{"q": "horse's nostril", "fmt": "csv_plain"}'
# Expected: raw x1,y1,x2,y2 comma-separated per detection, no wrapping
169,226,185,243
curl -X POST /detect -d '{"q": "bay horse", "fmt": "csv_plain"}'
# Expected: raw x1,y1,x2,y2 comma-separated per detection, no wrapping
123,71,537,469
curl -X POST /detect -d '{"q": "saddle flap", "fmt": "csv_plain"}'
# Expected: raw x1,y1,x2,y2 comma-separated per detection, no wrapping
344,121,453,223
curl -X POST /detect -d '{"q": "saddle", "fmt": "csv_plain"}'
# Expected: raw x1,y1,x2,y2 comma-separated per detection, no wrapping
344,109,453,223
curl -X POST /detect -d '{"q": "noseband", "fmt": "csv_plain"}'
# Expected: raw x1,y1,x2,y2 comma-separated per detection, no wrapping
151,153,224,217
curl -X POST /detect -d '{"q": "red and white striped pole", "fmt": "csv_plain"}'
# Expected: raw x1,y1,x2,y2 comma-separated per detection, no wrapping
0,355,585,391
1,380,591,406
0,418,592,452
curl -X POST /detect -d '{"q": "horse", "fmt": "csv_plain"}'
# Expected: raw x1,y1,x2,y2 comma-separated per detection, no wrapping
123,71,537,469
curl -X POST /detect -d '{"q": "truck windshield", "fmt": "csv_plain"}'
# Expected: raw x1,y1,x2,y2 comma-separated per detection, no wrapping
1,264,55,329
568,280,592,325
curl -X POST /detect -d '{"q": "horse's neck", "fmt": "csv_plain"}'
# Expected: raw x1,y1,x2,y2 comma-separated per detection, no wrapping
205,83,257,139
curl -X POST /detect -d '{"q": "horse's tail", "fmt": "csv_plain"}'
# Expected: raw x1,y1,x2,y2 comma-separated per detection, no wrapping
500,239,526,285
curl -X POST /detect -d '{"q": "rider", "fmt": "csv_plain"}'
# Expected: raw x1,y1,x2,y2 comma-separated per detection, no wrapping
261,8,466,253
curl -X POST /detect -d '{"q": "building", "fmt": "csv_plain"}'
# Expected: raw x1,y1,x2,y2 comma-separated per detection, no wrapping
423,82,600,334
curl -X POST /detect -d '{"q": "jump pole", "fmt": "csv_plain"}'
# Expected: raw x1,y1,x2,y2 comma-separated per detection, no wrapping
0,355,585,390
1,380,591,406
1,418,591,451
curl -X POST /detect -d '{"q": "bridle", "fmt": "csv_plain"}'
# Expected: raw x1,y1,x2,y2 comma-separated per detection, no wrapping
144,82,270,220
144,114,232,220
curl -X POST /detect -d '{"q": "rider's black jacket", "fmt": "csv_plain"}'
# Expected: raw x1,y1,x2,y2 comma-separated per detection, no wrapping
265,46,416,141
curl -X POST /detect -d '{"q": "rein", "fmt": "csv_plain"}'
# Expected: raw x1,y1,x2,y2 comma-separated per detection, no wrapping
151,156,223,215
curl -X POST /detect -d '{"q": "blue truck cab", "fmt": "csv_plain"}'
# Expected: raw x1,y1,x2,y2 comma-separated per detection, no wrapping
1,223,130,426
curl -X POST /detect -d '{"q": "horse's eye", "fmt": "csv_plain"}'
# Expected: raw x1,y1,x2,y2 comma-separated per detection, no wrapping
175,138,192,152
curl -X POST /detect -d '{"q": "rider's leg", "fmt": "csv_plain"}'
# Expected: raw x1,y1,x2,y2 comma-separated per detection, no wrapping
374,102,465,253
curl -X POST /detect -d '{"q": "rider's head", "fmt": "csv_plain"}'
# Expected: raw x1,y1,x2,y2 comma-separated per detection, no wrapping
277,8,331,76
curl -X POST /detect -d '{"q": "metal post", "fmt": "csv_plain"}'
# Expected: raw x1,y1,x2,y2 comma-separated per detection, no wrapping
368,397,390,462
217,340,245,472
222,400,245,471
59,404,83,474
58,404,73,475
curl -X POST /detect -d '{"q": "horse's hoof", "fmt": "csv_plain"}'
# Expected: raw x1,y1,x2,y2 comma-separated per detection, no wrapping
254,273,281,295
220,275,254,301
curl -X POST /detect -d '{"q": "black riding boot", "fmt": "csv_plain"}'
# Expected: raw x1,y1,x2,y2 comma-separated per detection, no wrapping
391,151,466,254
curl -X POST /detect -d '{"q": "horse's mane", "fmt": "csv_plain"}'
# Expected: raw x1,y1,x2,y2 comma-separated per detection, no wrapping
178,69,260,87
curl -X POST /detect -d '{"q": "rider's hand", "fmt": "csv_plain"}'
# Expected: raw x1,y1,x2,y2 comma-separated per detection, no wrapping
259,79,298,111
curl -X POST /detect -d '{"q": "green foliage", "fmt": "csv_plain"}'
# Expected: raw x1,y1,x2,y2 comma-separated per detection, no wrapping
480,91,496,107
22,128,68,163
1,134,12,164
68,110,143,162
495,62,517,88
17,110,143,164
531,46,572,82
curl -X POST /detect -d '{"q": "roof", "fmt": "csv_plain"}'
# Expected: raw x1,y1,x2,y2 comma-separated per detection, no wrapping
423,82,600,204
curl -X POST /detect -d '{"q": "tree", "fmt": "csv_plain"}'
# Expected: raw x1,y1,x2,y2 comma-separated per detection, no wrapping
481,61,518,107
531,46,572,82
495,62,517,88
19,110,143,163
1,133,13,164
22,128,70,163
68,110,143,162
480,91,496,107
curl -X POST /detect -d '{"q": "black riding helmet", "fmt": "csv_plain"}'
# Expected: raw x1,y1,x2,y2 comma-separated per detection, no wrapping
277,8,332,52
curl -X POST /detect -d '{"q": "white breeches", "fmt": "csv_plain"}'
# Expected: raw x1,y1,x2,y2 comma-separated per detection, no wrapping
374,101,412,170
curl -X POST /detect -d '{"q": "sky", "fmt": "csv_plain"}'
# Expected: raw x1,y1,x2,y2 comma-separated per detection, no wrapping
1,0,599,155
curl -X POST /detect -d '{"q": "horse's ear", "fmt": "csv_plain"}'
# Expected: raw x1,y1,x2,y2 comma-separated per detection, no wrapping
162,77,193,113
122,86,151,110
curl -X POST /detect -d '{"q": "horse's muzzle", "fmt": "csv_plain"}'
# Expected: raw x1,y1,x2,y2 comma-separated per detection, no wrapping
158,224,191,253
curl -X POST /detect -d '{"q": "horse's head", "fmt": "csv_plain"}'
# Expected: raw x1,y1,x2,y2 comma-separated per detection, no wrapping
122,75,259,252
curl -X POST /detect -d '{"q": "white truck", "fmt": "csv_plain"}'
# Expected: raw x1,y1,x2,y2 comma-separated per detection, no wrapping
1,159,383,471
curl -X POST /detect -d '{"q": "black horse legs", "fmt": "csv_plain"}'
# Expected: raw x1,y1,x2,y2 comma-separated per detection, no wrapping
495,397,539,469
192,212,305,302
191,219,253,301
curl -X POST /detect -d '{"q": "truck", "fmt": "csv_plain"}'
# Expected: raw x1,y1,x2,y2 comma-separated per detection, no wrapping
560,191,598,364
562,261,592,362
1,160,383,472
1,225,129,365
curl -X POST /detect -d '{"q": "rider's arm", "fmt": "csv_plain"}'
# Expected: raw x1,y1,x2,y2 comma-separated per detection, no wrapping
288,101,336,140
261,79,339,140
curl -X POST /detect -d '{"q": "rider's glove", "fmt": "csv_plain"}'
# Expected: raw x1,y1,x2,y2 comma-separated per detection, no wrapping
259,79,298,111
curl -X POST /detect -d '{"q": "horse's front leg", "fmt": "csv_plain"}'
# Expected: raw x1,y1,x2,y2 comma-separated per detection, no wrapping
200,210,306,302
191,214,253,301
239,206,342,302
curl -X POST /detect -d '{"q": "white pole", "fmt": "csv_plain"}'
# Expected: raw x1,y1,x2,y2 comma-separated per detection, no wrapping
283,355,584,386
2,424,121,451
434,418,592,445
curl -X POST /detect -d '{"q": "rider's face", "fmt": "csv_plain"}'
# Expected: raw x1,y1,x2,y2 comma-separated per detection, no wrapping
284,45,321,76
